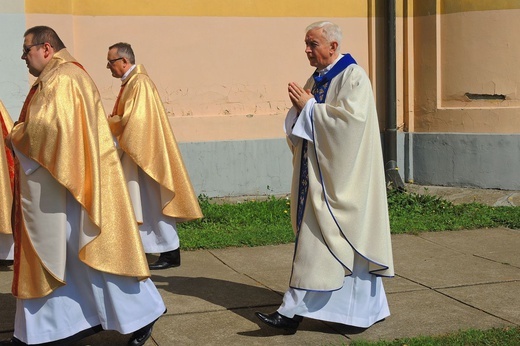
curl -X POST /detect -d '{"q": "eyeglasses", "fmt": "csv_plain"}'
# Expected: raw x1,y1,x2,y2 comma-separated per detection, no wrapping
22,42,45,56
107,57,123,65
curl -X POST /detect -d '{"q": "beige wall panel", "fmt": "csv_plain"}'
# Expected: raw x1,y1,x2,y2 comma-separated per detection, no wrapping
441,9,520,105
413,9,520,133
413,13,437,131
26,15,370,141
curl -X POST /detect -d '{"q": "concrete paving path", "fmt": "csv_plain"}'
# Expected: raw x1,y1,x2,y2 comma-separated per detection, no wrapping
0,186,519,345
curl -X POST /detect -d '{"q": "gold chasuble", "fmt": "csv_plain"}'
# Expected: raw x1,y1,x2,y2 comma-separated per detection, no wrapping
0,101,13,236
288,63,394,291
10,50,150,299
109,65,202,222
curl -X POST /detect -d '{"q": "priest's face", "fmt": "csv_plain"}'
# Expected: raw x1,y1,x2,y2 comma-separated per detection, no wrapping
305,28,338,70
22,34,47,77
107,48,125,78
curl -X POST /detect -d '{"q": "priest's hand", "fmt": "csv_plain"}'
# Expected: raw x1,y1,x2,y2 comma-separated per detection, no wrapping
288,82,313,113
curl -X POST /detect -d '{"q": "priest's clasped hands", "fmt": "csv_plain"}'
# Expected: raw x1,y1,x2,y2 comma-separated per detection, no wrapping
288,82,313,113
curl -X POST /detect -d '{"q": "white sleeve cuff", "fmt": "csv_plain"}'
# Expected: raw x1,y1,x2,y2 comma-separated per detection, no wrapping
291,98,315,143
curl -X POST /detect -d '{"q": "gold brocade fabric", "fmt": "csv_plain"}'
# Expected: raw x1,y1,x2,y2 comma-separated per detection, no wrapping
0,101,13,235
10,50,150,299
109,65,202,222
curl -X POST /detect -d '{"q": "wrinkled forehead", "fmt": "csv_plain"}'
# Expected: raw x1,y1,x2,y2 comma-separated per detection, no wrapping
305,28,325,42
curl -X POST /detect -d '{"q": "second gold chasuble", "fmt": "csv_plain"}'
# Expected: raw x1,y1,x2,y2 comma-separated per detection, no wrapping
0,101,13,236
10,50,150,299
109,65,202,222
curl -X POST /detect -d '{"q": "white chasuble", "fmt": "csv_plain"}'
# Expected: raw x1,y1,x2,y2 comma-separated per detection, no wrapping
281,58,394,328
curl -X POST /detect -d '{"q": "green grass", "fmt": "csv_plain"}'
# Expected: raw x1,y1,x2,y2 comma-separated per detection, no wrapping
349,326,520,346
178,195,293,250
177,190,520,250
387,189,520,234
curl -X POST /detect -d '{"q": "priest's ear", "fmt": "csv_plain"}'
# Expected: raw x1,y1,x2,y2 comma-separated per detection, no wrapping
43,42,54,57
329,41,339,54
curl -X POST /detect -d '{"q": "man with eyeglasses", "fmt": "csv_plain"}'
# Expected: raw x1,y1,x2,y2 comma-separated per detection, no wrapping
0,100,14,263
2,26,166,346
106,42,202,270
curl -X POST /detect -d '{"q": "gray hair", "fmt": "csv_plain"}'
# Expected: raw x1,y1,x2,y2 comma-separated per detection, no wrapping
108,42,136,64
306,21,342,51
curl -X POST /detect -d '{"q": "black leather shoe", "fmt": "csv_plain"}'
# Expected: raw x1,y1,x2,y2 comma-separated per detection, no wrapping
148,249,180,270
127,308,167,346
255,311,302,334
0,260,13,267
127,320,155,346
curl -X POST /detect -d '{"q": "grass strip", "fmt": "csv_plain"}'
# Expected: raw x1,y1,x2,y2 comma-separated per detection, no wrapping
178,191,520,250
349,326,520,346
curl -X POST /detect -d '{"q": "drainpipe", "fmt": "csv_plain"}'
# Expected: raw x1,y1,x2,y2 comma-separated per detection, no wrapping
385,0,405,190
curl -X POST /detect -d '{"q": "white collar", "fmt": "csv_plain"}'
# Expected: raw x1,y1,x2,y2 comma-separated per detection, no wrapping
121,64,137,81
317,54,343,77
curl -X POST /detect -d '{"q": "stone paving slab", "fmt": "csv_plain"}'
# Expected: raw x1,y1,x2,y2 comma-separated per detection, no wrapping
439,281,520,325
150,249,282,315
392,233,520,288
346,289,511,342
420,228,520,268
152,309,350,346
152,273,282,315
382,275,426,294
209,243,294,294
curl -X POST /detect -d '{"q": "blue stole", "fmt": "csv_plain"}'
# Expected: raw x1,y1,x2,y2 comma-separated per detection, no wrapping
311,54,357,102
296,54,357,233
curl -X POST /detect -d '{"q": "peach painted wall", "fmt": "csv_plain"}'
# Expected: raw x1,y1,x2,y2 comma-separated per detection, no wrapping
410,1,520,133
6,1,520,137
23,0,373,142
